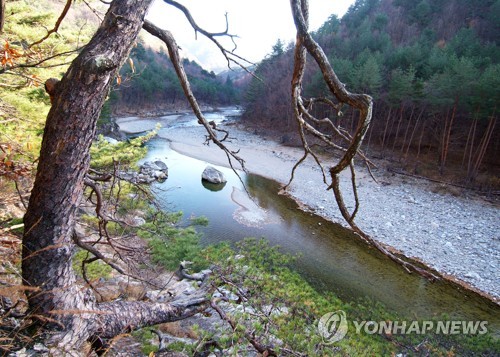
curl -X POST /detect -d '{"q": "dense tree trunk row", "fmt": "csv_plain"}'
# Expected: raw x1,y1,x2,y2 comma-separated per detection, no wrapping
245,95,499,187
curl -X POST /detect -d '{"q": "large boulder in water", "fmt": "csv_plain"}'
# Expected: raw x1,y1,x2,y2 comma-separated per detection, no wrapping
201,166,227,184
202,180,226,192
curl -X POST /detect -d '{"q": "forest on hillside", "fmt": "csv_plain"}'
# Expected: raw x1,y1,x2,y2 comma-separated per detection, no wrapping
0,0,243,179
242,0,499,190
109,42,242,114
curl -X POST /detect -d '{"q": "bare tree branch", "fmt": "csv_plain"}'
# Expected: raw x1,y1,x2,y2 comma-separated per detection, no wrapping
288,0,437,280
0,49,80,75
162,0,255,72
143,20,246,175
29,0,73,48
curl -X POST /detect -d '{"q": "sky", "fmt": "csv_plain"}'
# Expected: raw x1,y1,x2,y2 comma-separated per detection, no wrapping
146,0,355,72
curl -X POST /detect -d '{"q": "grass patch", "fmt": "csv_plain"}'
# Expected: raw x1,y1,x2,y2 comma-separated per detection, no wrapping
139,235,499,355
72,249,112,281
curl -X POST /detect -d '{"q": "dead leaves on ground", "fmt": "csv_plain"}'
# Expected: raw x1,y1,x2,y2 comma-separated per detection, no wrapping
0,143,33,180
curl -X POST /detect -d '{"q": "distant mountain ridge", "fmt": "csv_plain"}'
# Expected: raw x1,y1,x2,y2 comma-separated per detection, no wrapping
109,40,244,115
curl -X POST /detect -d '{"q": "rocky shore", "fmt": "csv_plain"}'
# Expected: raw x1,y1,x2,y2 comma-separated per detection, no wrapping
116,113,500,302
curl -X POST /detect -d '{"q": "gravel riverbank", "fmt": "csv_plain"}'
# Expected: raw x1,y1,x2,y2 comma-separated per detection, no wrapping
116,113,500,302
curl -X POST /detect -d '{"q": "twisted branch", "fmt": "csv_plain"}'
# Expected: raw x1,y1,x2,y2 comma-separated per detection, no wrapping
29,0,73,48
289,0,437,279
163,0,255,72
143,20,246,176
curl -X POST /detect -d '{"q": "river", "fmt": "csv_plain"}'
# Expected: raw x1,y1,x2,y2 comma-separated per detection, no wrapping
118,107,499,333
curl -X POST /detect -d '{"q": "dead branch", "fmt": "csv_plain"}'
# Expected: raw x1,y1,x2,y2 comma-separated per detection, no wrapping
13,180,27,210
81,0,105,22
143,20,246,175
72,231,156,286
30,0,73,48
0,49,79,75
289,0,437,280
162,0,256,73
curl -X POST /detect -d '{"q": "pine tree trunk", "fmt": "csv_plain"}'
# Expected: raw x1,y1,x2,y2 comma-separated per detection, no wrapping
416,117,426,160
391,104,405,151
0,0,5,33
439,100,457,175
19,1,210,352
467,118,478,177
469,112,496,182
365,124,373,154
462,111,478,168
405,106,425,158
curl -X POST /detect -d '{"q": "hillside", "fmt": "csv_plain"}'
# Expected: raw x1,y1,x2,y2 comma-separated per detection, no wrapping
0,0,98,191
108,38,243,116
242,0,499,190
0,0,241,186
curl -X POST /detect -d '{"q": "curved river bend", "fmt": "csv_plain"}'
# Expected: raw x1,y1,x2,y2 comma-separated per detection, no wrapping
120,108,499,333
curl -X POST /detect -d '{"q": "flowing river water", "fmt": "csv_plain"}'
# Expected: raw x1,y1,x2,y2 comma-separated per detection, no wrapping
118,108,499,333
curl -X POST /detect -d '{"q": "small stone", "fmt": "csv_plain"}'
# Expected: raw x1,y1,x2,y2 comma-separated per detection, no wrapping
154,160,168,171
465,272,481,280
103,136,118,144
33,343,49,352
141,161,160,172
130,217,146,227
153,171,167,180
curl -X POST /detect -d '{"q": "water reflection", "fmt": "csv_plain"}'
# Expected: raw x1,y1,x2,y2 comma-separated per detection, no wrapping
202,180,227,192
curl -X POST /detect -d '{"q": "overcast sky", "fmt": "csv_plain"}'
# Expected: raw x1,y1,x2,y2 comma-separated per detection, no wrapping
146,0,355,72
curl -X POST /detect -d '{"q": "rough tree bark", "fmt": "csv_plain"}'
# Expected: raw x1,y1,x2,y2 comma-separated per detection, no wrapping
22,1,208,353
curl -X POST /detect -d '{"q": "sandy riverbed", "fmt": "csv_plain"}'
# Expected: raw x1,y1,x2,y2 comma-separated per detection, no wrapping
116,115,500,302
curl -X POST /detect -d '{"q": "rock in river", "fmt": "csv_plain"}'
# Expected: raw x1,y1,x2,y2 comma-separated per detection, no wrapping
201,166,227,184
140,160,168,178
154,160,168,171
